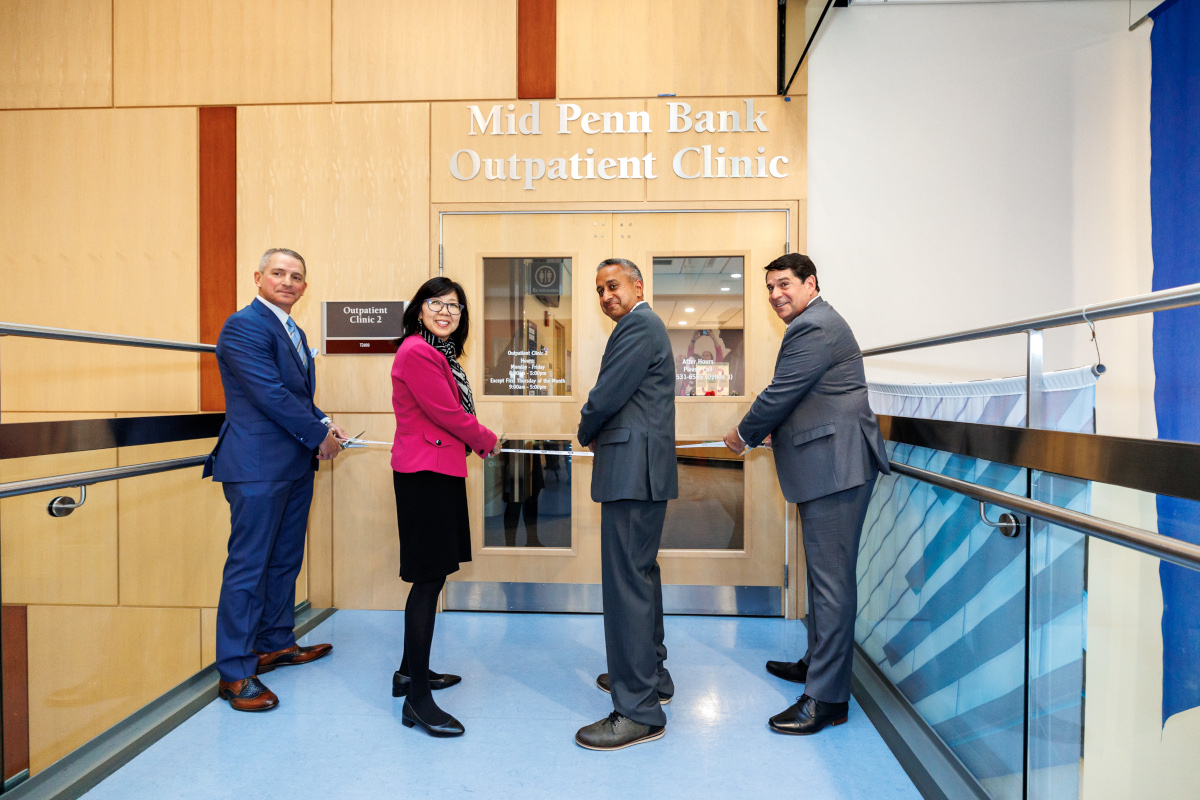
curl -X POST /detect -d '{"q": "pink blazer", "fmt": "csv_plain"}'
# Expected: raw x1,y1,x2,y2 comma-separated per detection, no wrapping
390,335,497,477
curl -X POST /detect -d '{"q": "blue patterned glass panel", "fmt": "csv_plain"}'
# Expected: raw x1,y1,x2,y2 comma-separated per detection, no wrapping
857,443,1028,800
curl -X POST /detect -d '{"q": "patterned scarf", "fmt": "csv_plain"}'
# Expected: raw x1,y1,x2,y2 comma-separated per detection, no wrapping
420,326,476,418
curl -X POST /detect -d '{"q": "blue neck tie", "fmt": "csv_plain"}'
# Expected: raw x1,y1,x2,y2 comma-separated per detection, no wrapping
285,318,308,367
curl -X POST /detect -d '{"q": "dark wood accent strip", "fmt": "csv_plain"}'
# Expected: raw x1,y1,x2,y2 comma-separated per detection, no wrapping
3,606,28,781
199,107,238,412
0,415,225,460
879,415,1200,503
517,0,556,99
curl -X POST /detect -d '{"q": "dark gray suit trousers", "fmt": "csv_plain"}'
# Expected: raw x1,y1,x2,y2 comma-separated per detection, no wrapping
798,478,875,703
601,499,674,726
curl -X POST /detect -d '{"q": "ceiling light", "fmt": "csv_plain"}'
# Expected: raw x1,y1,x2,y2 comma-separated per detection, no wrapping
678,321,687,325
684,307,695,313
730,273,741,278
720,287,730,292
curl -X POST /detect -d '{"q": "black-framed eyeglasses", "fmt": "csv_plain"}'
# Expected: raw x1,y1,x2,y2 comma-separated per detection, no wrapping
425,298,463,316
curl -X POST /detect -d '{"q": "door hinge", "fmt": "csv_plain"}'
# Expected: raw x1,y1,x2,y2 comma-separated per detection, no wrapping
784,564,789,589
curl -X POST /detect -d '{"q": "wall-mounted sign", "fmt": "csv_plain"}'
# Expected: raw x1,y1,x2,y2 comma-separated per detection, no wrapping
447,99,790,191
322,301,407,354
529,260,561,296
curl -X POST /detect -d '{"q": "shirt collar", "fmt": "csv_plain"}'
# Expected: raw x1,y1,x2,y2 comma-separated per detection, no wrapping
806,293,820,309
631,300,647,312
257,295,293,327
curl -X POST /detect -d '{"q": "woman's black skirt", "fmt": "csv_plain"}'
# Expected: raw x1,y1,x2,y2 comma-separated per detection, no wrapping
392,470,472,583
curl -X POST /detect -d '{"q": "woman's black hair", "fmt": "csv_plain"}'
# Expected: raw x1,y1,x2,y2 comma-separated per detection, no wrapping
396,276,471,356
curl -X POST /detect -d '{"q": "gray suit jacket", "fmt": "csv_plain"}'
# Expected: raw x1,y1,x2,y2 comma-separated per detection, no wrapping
738,296,889,505
578,303,679,503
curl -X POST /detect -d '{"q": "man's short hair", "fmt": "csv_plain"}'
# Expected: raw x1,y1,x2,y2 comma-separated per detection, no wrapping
764,253,819,292
259,248,307,276
597,257,643,285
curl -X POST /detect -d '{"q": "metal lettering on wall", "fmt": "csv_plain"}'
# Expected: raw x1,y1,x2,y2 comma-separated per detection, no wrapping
448,100,791,191
321,301,407,354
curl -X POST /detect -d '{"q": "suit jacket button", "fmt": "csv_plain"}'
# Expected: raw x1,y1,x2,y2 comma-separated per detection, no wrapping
436,439,442,445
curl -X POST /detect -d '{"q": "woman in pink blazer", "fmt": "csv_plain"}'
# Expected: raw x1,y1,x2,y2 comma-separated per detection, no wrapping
390,276,499,738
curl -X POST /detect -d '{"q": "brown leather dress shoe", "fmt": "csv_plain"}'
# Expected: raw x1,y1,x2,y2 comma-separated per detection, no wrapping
218,676,278,712
257,643,333,673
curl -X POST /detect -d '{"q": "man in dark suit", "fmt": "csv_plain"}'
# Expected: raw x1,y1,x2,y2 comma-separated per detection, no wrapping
204,248,346,711
575,258,679,751
723,253,889,735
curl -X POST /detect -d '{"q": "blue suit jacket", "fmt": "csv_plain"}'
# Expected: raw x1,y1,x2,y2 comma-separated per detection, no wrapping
203,298,330,483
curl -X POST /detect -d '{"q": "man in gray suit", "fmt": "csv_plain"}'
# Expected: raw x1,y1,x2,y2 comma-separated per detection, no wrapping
575,258,679,751
723,253,889,735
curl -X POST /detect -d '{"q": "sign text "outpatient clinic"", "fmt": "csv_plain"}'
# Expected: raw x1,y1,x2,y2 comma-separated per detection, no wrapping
448,100,790,191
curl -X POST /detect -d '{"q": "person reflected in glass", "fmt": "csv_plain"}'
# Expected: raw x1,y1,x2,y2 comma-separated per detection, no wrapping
502,448,544,547
389,277,500,738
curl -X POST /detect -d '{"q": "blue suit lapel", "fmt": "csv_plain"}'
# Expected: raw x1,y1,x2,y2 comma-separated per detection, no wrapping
252,297,308,376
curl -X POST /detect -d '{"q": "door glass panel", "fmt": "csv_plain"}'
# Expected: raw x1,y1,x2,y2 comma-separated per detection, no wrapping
652,256,745,397
483,440,573,548
482,257,572,397
661,444,744,550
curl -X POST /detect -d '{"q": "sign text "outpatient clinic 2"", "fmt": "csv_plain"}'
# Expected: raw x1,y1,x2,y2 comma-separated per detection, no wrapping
448,100,791,191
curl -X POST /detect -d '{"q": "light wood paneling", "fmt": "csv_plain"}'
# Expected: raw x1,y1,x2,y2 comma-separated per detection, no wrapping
330,413,410,609
646,97,806,201
201,607,217,666
27,605,199,772
0,450,118,606
431,101,649,204
113,0,332,107
307,460,334,608
0,0,112,109
333,0,516,102
237,103,431,415
116,440,227,608
0,108,199,413
558,0,776,98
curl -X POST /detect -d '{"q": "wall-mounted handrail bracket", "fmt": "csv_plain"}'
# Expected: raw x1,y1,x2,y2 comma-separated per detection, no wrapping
47,485,86,517
979,501,1022,538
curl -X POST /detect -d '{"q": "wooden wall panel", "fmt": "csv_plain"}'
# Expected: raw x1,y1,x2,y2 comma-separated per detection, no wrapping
116,440,226,608
237,103,431,414
3,606,30,781
199,107,238,412
200,608,217,666
430,101,649,204
0,450,119,606
333,0,516,102
646,97,806,202
307,460,334,608
557,0,776,98
113,0,332,107
0,108,199,413
0,0,112,110
518,0,556,100
27,605,199,772
330,413,410,610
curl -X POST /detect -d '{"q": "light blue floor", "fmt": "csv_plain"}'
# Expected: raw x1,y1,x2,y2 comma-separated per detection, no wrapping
84,611,921,800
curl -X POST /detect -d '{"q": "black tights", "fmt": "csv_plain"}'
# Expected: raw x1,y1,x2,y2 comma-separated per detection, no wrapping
400,576,447,723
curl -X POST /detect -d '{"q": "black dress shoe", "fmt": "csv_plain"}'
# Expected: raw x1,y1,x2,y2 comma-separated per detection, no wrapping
769,694,849,735
765,659,808,683
401,700,464,737
596,673,671,705
392,670,462,698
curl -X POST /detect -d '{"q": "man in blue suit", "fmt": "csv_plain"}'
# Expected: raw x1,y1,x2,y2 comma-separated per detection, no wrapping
204,248,346,711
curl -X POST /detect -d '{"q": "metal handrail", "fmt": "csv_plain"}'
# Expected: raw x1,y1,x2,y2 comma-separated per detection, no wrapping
3,450,1196,576
0,456,207,500
890,461,1200,573
0,322,215,353
862,281,1200,357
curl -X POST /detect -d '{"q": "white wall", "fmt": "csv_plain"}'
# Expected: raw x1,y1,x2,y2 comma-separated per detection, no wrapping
807,4,1200,799
807,0,1153,440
